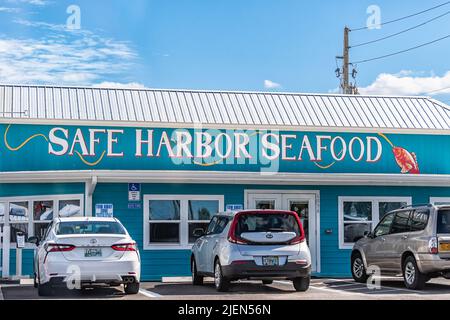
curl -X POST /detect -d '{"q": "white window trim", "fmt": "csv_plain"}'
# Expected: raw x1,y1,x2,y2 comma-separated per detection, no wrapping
143,194,224,250
0,194,84,248
430,197,450,205
338,196,412,250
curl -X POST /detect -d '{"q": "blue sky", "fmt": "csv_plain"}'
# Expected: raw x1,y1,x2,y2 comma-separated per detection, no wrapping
0,0,449,104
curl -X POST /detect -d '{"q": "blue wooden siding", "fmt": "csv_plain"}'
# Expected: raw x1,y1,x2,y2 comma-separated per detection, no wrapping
2,182,450,280
93,183,450,281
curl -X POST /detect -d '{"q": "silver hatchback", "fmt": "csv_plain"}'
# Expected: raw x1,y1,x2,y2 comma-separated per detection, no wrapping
352,204,450,290
191,210,311,292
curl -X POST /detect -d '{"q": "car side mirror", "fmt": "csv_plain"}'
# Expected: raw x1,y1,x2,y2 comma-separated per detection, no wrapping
28,236,40,246
364,231,373,238
193,228,206,237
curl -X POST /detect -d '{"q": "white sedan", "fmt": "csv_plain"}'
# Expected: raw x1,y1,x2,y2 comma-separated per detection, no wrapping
28,217,141,296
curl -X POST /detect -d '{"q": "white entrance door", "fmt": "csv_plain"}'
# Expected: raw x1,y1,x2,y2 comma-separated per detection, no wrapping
246,190,319,272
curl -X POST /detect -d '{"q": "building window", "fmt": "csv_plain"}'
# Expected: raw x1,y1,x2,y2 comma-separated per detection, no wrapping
144,195,224,249
339,197,411,249
10,202,29,243
188,200,218,243
149,200,181,243
0,195,84,246
430,197,450,205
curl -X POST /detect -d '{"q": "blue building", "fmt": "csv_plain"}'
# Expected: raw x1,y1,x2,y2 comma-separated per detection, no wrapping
0,84,450,280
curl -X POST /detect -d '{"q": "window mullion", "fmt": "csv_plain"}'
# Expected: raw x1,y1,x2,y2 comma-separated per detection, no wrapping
373,200,379,230
180,199,188,246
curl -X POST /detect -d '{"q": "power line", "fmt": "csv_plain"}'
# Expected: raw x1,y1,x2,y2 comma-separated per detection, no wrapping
427,85,450,94
352,34,450,64
351,10,450,48
351,1,450,31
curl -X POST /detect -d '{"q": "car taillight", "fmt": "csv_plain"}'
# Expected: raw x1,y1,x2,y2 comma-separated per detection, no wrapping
429,237,439,254
112,243,137,251
288,234,306,245
45,244,76,252
227,215,251,245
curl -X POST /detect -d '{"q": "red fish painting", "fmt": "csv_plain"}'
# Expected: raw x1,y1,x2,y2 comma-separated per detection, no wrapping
392,147,420,174
379,133,420,175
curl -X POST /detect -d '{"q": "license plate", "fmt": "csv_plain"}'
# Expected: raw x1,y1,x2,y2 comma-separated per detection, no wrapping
85,248,102,257
262,256,279,266
440,243,450,252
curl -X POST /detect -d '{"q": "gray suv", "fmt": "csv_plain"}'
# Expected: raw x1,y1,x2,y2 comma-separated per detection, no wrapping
351,204,450,290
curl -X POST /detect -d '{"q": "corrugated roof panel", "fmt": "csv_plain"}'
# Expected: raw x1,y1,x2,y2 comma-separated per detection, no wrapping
363,97,388,128
143,91,158,122
213,93,231,124
219,93,238,124
415,98,441,129
427,99,450,129
0,85,449,132
243,93,262,125
181,92,198,123
199,92,217,123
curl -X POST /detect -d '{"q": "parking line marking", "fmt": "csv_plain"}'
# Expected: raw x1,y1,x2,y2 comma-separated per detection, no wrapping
139,288,163,298
0,286,3,301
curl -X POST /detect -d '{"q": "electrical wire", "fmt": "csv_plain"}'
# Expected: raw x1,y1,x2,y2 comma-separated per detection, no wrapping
351,1,450,31
427,85,450,94
351,34,450,64
351,10,450,48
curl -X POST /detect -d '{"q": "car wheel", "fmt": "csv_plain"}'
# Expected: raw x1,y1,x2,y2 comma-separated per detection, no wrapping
191,258,204,286
293,276,310,292
262,280,273,285
37,282,53,296
124,282,140,295
403,256,427,290
214,260,230,292
351,252,368,283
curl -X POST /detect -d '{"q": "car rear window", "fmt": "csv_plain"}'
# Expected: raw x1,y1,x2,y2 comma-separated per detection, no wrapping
235,213,301,236
56,221,126,235
437,210,450,234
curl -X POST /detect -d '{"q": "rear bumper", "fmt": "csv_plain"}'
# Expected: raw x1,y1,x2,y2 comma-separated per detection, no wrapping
222,262,311,280
41,259,140,285
417,254,450,274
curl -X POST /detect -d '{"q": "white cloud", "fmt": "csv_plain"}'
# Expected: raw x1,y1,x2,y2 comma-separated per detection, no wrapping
359,71,450,96
0,19,138,85
93,82,146,89
7,0,49,6
0,7,19,12
264,79,281,89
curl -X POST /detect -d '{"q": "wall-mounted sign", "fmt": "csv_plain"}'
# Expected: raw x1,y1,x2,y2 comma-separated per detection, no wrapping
1,123,448,175
16,232,26,249
95,204,114,217
128,183,141,201
128,203,142,210
226,204,244,212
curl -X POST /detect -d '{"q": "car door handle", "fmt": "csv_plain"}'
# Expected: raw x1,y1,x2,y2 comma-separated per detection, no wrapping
402,235,408,240
380,237,386,242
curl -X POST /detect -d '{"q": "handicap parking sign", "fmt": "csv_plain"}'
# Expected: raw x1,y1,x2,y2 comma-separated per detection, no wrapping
128,183,141,201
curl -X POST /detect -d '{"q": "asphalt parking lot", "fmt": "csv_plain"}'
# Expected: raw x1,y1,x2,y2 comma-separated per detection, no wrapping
3,277,450,300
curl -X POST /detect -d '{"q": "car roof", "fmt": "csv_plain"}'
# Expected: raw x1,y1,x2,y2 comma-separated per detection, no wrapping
216,209,296,217
56,217,118,223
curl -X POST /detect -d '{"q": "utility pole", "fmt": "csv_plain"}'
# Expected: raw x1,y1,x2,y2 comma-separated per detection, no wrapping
342,26,350,94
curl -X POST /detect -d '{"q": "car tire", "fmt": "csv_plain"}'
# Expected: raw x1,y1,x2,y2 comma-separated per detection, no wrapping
214,260,230,292
262,280,273,285
351,252,368,283
37,282,53,297
192,258,204,286
403,256,427,290
293,276,310,292
124,282,140,295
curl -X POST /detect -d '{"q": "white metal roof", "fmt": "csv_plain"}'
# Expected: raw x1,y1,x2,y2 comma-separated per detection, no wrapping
0,84,449,131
